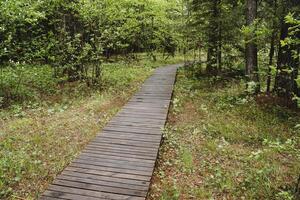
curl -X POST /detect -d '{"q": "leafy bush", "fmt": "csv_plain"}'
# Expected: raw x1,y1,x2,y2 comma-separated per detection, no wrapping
0,64,57,107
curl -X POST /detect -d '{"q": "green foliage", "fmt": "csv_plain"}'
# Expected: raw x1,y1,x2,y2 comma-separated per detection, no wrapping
0,64,57,107
161,184,180,200
0,0,182,107
0,136,44,198
179,147,194,173
283,13,300,48
0,0,180,65
241,19,272,46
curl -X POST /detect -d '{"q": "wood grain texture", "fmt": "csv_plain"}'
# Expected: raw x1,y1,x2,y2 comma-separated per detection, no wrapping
40,64,180,200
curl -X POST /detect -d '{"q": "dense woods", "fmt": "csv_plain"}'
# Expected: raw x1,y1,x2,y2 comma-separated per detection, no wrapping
183,0,299,106
0,0,180,107
0,0,300,199
0,0,299,107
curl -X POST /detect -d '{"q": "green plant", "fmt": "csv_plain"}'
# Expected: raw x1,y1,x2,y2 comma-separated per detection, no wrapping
160,184,180,200
179,147,194,173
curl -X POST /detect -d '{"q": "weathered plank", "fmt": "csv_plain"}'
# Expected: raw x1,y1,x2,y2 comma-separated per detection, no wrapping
40,64,180,199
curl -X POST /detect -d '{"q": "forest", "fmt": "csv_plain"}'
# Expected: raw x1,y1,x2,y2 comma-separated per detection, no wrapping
0,0,300,199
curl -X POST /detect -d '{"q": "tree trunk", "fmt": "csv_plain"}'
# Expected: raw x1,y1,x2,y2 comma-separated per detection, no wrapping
266,33,275,93
246,0,260,93
206,0,220,75
266,0,277,93
274,7,299,105
218,25,222,72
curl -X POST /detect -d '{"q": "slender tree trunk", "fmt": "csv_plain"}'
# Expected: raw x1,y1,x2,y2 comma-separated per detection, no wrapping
218,25,222,72
199,48,202,74
199,45,202,63
266,33,275,93
246,0,260,93
267,30,277,93
206,0,220,75
266,0,277,93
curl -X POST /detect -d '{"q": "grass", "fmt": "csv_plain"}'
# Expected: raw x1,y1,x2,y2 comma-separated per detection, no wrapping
0,53,186,108
148,67,300,200
0,55,185,199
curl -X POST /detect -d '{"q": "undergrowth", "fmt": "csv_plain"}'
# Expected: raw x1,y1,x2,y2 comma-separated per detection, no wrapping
149,67,300,200
0,56,184,200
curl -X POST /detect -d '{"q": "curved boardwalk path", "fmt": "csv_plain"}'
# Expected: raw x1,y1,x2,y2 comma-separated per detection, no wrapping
40,64,180,200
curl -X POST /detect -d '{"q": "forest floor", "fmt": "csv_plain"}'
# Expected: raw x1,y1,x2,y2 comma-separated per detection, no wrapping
2,58,300,200
0,55,185,199
148,67,300,200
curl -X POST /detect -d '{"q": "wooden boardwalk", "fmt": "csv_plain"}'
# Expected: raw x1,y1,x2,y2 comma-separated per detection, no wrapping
40,64,180,200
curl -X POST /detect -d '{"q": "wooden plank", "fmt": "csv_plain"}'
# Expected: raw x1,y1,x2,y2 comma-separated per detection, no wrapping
72,157,154,171
111,116,165,123
53,179,147,197
40,64,180,200
47,185,144,200
115,113,166,120
123,105,168,109
99,133,162,141
84,144,158,153
61,170,149,186
86,142,159,152
108,120,165,127
90,138,160,148
42,193,101,200
128,99,171,103
118,108,167,114
76,155,155,168
65,167,151,181
82,148,157,160
103,127,162,135
84,148,158,159
116,112,166,119
100,131,162,139
56,175,148,191
99,134,162,143
107,122,164,129
79,152,155,164
83,149,157,160
125,104,169,108
111,114,164,124
69,163,153,176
